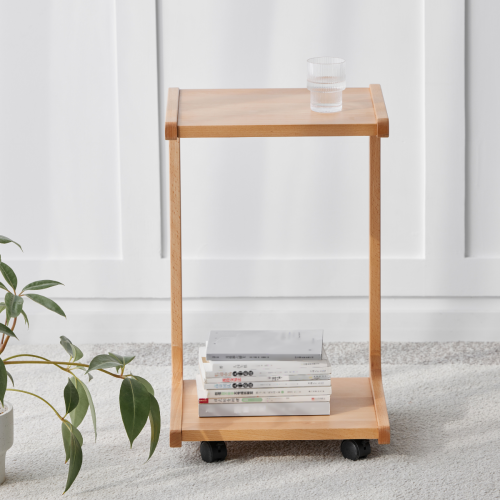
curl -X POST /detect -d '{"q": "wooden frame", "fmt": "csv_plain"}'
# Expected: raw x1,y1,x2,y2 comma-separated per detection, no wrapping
167,85,390,447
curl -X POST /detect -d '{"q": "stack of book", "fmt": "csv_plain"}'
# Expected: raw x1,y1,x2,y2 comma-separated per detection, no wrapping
196,330,331,417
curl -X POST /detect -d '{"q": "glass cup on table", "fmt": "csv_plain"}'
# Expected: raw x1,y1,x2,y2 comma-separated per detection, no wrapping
307,57,346,113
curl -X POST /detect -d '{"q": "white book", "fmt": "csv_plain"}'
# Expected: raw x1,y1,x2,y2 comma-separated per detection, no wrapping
202,379,332,390
202,397,330,404
199,357,330,384
205,374,331,384
196,375,331,404
201,343,330,370
199,401,330,417
206,330,323,361
202,386,332,399
199,346,331,378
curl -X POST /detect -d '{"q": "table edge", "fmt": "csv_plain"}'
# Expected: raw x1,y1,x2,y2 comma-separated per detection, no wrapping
165,86,389,139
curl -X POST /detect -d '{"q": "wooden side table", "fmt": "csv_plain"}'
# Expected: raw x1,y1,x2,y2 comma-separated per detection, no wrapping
165,85,390,456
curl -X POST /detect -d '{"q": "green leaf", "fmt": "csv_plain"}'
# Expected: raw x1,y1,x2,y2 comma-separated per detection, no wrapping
0,302,5,314
21,280,63,292
80,378,97,441
65,431,83,493
0,323,17,339
60,336,73,357
61,421,83,493
20,309,29,328
61,422,71,462
6,370,14,387
0,235,22,251
60,336,83,362
73,347,83,362
69,377,89,428
130,374,161,460
61,420,83,462
132,375,154,396
86,354,122,373
108,352,135,368
64,378,80,415
75,366,93,382
119,378,150,447
25,294,66,317
147,393,161,461
72,345,83,362
0,262,17,291
0,283,8,292
5,292,23,318
0,358,7,406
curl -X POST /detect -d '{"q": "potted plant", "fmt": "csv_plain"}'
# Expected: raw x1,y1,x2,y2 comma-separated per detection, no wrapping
0,235,161,492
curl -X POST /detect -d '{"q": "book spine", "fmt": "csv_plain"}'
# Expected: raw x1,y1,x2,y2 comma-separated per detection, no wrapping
205,387,333,397
203,367,332,378
202,379,332,389
206,359,329,370
206,353,322,361
199,395,330,404
199,401,331,417
205,374,331,384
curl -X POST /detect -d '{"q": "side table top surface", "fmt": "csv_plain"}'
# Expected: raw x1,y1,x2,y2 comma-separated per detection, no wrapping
165,85,388,140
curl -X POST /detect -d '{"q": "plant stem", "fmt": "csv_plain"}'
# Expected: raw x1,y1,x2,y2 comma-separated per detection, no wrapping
0,316,16,355
3,353,52,362
3,354,76,376
4,358,124,379
4,357,87,366
7,388,63,420
1,317,9,344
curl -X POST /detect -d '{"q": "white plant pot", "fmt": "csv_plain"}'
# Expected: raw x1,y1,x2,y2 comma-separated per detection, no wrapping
0,402,14,485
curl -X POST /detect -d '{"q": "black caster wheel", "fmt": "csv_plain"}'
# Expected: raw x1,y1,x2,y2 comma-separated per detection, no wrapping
340,439,371,461
200,441,227,463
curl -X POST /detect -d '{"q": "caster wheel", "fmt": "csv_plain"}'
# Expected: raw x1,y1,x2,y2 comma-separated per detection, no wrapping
200,441,227,463
340,439,371,461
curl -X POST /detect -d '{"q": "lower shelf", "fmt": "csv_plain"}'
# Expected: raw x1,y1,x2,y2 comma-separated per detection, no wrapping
181,377,381,442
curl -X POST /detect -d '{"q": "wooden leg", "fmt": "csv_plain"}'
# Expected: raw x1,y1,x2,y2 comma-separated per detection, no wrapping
369,136,390,444
169,138,183,448
369,136,382,376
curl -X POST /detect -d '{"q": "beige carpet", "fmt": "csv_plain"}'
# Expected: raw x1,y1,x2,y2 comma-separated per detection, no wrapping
1,342,500,499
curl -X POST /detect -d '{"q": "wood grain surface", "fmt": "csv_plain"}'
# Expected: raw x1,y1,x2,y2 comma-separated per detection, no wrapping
176,88,378,138
369,135,382,378
370,371,391,444
165,87,179,140
169,138,183,447
181,378,379,442
369,84,389,138
369,135,390,444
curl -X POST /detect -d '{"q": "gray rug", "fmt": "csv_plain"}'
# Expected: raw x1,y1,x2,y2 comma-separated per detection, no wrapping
1,342,500,499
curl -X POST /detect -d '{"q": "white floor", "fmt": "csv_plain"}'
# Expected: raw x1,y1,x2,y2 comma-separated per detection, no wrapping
1,344,500,499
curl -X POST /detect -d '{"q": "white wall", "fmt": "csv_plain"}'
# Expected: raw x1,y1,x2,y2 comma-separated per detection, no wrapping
0,1,122,260
161,0,425,260
465,0,500,257
1,0,499,344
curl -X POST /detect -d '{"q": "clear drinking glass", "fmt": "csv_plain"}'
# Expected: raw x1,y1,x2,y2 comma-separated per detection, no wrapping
307,57,346,113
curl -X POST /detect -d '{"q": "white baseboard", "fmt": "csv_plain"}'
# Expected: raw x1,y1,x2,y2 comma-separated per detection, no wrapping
11,297,500,344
